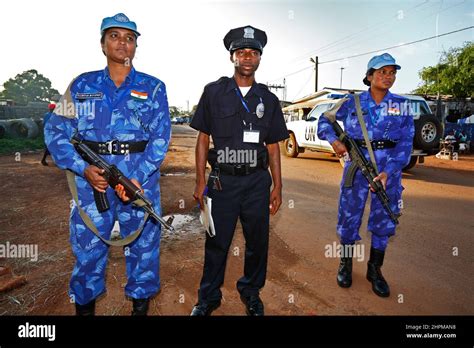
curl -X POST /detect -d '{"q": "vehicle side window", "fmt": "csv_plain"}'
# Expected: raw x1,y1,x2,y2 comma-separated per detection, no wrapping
307,103,334,121
408,100,430,117
420,102,430,115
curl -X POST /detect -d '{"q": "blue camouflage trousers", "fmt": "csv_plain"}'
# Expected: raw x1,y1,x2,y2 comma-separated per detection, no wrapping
69,171,161,305
337,156,403,251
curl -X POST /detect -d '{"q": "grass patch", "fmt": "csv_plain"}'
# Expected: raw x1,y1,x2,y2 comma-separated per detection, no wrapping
0,135,46,155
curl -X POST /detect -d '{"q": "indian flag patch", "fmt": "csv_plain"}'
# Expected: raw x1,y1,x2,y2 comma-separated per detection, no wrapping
131,90,148,100
387,107,401,116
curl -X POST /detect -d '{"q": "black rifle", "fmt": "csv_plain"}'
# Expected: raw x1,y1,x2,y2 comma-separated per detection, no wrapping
71,134,174,231
323,100,400,225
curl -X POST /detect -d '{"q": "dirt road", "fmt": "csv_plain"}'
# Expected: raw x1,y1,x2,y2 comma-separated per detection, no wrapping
0,124,472,315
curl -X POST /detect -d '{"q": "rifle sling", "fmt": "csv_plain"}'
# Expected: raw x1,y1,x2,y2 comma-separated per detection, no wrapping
66,170,149,247
354,93,379,174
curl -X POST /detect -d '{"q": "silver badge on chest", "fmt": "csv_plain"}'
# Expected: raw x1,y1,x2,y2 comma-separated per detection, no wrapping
256,102,265,118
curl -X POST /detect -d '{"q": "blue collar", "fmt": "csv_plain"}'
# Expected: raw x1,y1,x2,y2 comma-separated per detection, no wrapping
367,88,393,106
103,66,136,86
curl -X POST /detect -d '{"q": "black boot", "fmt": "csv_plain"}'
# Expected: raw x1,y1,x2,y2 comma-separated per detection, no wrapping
190,301,221,316
75,299,96,316
367,247,390,297
337,244,353,288
132,298,150,316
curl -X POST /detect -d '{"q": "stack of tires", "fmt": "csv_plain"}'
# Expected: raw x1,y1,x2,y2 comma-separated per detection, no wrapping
0,118,40,139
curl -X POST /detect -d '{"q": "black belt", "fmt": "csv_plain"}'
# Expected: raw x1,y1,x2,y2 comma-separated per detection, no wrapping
83,140,148,155
354,139,397,150
215,159,267,176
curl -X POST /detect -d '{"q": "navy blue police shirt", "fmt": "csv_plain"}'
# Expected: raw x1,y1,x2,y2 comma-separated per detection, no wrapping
190,77,289,153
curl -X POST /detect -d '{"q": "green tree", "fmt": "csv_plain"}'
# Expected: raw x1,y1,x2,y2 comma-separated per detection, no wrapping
414,42,474,98
0,69,60,105
169,106,181,117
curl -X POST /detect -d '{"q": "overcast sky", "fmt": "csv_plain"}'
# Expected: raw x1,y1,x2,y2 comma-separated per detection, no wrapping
0,0,473,109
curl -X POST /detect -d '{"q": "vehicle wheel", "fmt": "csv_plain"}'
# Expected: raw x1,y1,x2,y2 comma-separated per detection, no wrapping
414,114,442,151
402,156,418,171
284,132,299,158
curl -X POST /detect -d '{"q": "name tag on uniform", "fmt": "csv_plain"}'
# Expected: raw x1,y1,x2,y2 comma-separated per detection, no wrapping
243,130,260,143
76,92,103,100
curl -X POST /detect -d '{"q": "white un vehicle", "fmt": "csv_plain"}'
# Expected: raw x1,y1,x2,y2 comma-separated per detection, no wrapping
283,88,443,171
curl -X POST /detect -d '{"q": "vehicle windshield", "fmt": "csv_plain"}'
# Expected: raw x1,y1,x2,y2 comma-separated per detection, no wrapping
307,103,334,120
407,100,431,117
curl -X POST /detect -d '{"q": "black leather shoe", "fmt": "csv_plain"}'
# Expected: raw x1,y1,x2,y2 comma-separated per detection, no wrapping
190,301,221,316
240,295,264,316
132,298,150,316
367,247,390,297
337,244,353,288
75,299,96,316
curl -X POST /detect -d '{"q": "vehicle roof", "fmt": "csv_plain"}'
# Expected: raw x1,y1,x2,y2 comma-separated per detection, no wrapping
284,88,428,112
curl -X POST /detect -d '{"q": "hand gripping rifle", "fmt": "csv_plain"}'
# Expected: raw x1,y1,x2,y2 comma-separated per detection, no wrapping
71,134,175,232
322,98,400,225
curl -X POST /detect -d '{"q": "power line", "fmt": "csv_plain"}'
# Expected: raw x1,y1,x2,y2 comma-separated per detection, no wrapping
319,26,474,65
291,69,314,101
318,0,466,61
267,65,313,83
267,25,473,84
289,0,434,64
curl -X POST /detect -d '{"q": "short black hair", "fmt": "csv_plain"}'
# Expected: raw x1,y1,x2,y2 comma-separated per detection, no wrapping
101,34,106,56
363,68,376,86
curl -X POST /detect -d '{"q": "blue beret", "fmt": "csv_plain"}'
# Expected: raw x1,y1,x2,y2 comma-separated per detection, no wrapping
100,13,140,37
367,53,401,72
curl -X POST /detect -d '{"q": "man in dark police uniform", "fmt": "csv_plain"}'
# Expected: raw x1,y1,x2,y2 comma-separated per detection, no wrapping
190,25,289,316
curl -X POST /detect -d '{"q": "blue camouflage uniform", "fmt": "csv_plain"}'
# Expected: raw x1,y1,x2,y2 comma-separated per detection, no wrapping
44,67,171,305
318,90,414,250
43,111,53,126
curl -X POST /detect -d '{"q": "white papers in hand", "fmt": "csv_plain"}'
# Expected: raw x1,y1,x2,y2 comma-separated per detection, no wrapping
199,196,216,237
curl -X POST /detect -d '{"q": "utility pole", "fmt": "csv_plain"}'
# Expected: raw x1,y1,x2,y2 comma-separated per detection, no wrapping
310,56,319,92
340,67,345,89
268,82,286,101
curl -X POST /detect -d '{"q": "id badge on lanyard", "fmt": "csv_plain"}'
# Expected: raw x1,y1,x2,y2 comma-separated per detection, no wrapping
235,88,262,144
243,125,260,143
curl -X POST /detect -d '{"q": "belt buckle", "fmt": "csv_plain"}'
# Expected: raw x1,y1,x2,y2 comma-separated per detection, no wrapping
234,164,244,175
105,139,119,154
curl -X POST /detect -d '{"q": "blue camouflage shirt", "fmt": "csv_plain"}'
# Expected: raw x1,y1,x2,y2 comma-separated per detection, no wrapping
43,111,53,129
44,67,171,184
318,89,415,176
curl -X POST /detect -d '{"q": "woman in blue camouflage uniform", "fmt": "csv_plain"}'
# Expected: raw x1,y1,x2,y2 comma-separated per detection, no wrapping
318,53,414,297
44,13,171,315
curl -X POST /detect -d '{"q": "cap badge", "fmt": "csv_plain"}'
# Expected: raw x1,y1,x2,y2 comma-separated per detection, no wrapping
114,14,129,22
243,27,255,39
